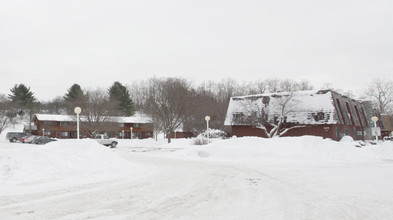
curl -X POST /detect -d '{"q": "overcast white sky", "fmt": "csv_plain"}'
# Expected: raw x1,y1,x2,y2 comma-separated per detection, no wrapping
1,0,392,101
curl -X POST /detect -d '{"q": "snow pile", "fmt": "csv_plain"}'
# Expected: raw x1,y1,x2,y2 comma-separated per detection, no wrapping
339,135,355,142
0,139,143,195
177,136,393,164
192,135,209,145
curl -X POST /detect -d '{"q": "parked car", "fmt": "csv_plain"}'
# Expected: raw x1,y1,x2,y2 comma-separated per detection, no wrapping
23,135,38,144
383,136,393,141
19,135,31,143
32,136,57,145
6,132,30,142
94,134,118,148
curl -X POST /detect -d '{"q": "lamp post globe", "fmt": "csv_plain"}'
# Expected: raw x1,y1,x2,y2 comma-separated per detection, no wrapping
74,107,82,114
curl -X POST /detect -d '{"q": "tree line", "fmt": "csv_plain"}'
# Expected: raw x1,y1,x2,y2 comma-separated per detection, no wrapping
1,77,392,142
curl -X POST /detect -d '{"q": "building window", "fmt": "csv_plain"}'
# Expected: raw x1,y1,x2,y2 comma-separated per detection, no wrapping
336,99,346,125
233,113,244,119
133,123,140,128
61,132,69,137
345,102,355,126
313,112,325,121
360,107,369,127
42,121,56,126
354,106,363,127
60,122,68,127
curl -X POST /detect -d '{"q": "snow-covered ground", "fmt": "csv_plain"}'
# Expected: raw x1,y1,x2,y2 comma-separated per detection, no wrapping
1,128,393,219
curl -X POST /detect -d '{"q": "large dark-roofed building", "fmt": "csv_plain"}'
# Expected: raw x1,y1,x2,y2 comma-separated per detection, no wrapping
224,90,375,141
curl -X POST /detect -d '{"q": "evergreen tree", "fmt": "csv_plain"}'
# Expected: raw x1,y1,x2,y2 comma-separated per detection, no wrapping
63,84,87,114
8,84,36,115
64,84,84,101
109,81,135,116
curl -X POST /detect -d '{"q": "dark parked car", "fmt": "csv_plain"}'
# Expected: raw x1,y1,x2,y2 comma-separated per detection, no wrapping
32,136,57,145
6,132,30,143
383,136,393,141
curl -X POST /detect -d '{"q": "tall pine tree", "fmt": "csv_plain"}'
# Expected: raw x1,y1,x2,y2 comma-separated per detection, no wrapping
8,84,36,115
109,81,135,116
64,84,84,102
63,84,87,114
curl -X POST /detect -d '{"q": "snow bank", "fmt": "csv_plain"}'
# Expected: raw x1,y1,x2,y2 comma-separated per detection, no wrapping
174,136,393,164
0,139,144,195
2,130,393,196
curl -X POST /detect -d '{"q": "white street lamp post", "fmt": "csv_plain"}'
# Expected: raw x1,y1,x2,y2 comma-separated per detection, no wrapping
42,128,45,137
371,116,379,141
74,107,82,139
205,116,210,143
130,127,133,140
122,130,124,139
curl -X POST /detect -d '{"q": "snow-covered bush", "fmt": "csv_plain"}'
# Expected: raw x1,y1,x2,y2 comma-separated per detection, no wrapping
192,135,209,145
201,129,226,139
192,129,227,145
340,136,354,142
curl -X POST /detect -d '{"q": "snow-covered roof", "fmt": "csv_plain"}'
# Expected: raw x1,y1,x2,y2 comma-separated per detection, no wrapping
35,112,153,124
35,114,76,122
224,90,338,126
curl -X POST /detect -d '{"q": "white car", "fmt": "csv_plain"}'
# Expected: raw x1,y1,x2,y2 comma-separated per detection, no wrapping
24,135,38,143
94,134,118,148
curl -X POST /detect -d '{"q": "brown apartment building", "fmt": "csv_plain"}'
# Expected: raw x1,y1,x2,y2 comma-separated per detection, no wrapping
27,113,154,139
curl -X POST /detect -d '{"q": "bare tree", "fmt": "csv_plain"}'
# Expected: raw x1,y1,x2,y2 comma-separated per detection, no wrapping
268,92,300,137
321,83,355,98
186,88,226,133
145,77,192,143
0,94,10,134
38,96,65,114
215,78,241,103
266,78,281,93
249,80,268,94
365,79,393,114
296,79,314,91
80,89,119,136
279,79,298,92
127,80,149,112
